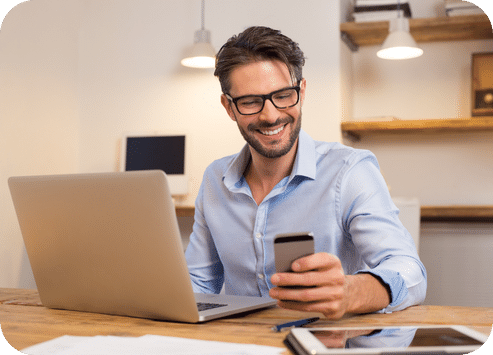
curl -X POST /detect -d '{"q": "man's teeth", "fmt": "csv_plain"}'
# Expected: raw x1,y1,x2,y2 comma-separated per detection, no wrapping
260,125,285,136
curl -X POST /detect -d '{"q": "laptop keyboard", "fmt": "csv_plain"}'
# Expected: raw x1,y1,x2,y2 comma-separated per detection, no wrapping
196,302,227,312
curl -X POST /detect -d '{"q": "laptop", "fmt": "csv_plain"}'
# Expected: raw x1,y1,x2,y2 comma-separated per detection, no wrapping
8,170,276,323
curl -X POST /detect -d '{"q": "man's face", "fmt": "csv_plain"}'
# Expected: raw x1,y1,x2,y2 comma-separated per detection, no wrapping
221,60,306,159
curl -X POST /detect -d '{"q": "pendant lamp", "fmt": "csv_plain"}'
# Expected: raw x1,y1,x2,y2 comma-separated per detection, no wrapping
181,0,215,68
376,1,423,60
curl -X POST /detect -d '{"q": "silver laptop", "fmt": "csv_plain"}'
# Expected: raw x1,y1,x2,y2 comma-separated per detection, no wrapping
8,170,276,323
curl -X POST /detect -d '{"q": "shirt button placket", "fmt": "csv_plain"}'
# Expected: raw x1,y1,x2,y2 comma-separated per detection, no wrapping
253,202,269,295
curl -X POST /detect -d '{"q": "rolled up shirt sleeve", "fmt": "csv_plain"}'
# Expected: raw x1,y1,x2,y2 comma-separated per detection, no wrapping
339,154,427,312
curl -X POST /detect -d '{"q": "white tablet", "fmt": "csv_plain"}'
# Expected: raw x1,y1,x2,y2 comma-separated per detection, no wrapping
286,325,488,355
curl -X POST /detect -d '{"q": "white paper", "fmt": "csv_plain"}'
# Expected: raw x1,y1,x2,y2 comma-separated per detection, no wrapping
20,336,93,355
21,334,284,355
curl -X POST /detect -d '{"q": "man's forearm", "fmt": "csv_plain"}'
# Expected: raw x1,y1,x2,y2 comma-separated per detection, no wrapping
345,273,391,315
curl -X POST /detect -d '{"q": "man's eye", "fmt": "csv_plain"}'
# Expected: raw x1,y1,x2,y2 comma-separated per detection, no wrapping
274,91,293,100
239,98,262,107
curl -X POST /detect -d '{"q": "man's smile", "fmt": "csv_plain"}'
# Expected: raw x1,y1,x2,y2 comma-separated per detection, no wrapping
259,124,286,136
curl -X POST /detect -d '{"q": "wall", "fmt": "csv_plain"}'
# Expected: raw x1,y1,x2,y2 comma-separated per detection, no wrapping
0,0,342,288
347,2,493,204
0,0,82,289
350,39,493,205
420,222,493,307
76,0,343,206
346,0,493,306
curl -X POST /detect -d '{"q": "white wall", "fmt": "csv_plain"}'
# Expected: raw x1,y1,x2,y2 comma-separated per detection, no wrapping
420,222,493,307
352,41,491,121
345,0,493,307
76,0,342,205
1,0,342,288
347,2,493,205
0,0,82,289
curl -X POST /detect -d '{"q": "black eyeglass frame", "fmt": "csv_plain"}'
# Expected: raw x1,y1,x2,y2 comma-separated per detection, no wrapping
225,82,301,116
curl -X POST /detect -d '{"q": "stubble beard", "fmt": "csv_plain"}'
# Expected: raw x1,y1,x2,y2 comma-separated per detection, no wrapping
237,112,302,159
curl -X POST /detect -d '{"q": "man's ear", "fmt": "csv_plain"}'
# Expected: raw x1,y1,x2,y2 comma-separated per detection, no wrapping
299,78,307,107
221,94,237,121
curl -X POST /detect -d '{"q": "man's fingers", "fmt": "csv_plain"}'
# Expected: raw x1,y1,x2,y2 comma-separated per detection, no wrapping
275,298,347,319
271,285,345,303
291,252,342,272
272,268,344,288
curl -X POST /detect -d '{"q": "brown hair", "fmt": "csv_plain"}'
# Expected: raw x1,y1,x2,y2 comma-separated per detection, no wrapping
214,26,306,94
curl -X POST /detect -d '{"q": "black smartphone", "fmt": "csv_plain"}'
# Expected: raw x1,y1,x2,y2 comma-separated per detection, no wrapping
274,232,314,273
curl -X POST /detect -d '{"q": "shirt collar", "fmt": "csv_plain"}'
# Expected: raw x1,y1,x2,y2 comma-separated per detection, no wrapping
223,144,251,190
290,129,317,181
223,129,317,190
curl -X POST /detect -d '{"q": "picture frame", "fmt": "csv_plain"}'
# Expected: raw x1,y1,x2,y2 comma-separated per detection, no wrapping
471,52,493,116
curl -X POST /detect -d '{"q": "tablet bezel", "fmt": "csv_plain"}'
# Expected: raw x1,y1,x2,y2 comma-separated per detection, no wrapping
289,325,488,354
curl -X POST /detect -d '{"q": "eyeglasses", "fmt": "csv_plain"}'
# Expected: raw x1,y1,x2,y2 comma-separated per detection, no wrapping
225,84,301,116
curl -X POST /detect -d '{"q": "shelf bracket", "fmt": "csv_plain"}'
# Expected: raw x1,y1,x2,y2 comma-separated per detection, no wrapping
341,31,359,52
342,130,361,142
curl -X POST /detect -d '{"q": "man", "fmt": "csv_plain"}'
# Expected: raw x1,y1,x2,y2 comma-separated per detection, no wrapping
185,26,426,319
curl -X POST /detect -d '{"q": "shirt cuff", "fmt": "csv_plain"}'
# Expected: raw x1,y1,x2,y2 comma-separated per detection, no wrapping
356,269,409,310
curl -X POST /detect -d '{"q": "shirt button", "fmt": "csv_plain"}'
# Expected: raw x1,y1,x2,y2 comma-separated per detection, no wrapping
258,274,265,280
255,233,262,239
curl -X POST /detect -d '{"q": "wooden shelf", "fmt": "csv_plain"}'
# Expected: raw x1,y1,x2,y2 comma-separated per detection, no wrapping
421,206,493,222
340,14,493,47
176,206,195,217
176,205,493,223
341,117,493,140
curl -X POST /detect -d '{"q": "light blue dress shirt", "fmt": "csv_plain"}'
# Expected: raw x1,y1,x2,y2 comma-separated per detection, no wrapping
185,130,427,313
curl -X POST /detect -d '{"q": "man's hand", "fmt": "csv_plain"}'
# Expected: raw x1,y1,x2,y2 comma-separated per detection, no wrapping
269,253,391,320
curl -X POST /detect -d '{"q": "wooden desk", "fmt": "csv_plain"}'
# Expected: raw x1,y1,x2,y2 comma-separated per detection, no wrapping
1,288,492,353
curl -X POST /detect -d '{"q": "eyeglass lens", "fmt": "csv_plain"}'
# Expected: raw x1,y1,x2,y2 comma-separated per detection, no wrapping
234,88,299,115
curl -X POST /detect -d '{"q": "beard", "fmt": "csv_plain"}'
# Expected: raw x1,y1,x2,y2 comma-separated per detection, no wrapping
237,112,302,159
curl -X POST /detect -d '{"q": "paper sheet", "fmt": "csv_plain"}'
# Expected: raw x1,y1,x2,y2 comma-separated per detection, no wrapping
21,334,284,355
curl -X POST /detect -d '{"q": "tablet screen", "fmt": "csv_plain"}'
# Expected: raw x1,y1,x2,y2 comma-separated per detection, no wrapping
310,327,484,350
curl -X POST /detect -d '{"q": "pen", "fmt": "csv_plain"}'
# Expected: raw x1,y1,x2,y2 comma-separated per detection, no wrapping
271,317,320,332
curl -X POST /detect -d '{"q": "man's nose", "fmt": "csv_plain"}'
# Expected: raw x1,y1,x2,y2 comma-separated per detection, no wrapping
258,99,280,122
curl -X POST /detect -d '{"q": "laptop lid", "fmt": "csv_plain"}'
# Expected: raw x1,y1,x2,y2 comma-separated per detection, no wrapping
8,171,275,323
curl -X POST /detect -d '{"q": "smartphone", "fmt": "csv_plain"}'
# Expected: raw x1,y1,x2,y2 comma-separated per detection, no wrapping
274,232,314,273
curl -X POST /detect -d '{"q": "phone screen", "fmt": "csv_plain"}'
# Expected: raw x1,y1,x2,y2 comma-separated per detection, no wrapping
274,233,314,273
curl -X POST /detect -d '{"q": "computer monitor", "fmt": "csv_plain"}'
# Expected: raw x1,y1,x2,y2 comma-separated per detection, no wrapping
120,133,188,195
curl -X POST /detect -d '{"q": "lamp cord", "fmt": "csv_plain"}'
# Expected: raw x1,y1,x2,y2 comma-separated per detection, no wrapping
201,0,205,30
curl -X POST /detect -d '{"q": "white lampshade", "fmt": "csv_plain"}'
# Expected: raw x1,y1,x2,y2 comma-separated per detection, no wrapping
181,0,215,69
377,17,423,60
181,29,216,68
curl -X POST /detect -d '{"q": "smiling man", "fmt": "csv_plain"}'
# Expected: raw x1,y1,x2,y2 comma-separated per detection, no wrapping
185,26,427,319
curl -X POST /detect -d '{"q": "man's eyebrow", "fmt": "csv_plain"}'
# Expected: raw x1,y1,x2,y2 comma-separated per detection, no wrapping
234,83,298,98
